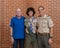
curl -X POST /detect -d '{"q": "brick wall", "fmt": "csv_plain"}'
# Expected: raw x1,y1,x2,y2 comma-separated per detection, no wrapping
0,0,60,48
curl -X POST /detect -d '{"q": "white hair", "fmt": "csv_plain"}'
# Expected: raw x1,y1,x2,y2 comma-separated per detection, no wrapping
16,8,21,11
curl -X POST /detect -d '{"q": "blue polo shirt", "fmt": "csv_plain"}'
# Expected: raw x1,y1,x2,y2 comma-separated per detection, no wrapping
10,16,25,39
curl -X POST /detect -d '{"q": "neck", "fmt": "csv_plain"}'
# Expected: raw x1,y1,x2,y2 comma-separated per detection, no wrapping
16,15,21,19
39,13,45,17
29,16,33,18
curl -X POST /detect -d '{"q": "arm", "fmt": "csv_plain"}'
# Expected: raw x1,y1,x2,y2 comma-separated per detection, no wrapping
10,18,14,35
22,16,28,18
48,16,54,38
10,18,14,44
50,27,54,38
48,27,54,45
10,27,13,36
48,16,54,44
10,26,14,44
24,19,29,33
36,18,39,34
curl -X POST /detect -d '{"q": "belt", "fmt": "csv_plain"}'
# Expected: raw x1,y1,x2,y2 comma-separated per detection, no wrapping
38,33,49,36
26,33,36,35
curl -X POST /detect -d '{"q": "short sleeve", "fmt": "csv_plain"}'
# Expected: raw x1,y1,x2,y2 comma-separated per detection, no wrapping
10,18,14,27
24,19,29,27
48,16,54,28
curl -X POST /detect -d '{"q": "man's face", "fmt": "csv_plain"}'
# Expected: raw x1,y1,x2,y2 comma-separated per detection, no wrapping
28,11,33,17
38,7,44,15
16,9,22,17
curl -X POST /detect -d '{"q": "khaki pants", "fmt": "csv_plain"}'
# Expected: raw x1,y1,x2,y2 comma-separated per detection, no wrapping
25,33,38,48
37,33,51,48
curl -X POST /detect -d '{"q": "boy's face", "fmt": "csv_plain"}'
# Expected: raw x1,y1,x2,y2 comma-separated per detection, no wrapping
28,11,33,17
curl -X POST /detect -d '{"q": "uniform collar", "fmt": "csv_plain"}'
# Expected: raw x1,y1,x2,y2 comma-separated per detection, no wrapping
43,14,47,18
40,14,48,18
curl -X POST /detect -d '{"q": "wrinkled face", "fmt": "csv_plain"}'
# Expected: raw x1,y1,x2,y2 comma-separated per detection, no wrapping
38,7,44,15
16,9,22,17
28,11,33,17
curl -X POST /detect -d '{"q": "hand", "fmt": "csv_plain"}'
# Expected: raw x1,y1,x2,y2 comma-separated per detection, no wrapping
25,29,29,33
36,29,38,32
48,38,53,45
11,37,14,44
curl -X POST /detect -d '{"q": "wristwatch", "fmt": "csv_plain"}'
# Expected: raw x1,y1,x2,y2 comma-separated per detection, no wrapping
50,36,53,38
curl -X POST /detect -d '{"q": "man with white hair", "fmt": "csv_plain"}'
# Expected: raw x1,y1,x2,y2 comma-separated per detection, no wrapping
10,8,25,48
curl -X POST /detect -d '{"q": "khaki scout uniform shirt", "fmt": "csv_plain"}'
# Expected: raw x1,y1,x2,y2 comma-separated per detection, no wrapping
37,14,54,33
25,17,37,33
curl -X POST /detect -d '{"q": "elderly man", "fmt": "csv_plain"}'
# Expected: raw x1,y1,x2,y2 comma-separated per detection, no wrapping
10,8,25,48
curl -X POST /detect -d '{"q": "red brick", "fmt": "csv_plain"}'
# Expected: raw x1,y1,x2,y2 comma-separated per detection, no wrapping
0,0,60,48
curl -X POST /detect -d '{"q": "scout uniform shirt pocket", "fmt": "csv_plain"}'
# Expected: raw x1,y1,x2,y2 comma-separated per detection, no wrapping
41,19,48,28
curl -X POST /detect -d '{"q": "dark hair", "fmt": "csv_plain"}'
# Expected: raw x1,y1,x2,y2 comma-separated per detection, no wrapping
38,6,44,10
26,7,35,16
